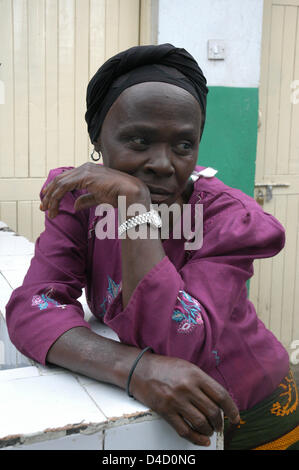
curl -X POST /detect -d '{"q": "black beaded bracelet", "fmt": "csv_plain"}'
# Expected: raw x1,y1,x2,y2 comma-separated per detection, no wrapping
126,346,153,398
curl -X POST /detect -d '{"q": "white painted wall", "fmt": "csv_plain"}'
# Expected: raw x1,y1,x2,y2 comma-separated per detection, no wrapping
157,0,264,87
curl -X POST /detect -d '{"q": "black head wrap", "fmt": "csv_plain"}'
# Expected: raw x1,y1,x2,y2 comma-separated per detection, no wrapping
85,43,208,144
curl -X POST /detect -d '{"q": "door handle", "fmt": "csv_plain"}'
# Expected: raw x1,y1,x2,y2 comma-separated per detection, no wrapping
254,183,289,205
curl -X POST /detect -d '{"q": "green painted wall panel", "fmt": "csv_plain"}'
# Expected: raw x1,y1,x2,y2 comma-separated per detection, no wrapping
198,87,259,296
198,86,259,197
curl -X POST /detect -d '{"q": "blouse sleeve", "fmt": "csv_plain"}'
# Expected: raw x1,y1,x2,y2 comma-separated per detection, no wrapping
5,168,92,366
104,204,285,368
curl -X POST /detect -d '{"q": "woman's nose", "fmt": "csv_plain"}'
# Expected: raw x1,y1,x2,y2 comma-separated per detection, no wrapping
143,146,175,176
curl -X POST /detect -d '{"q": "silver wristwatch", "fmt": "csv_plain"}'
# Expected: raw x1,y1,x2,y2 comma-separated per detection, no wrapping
118,209,162,237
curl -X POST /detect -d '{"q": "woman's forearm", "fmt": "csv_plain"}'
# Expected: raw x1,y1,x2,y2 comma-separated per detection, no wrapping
46,326,143,388
121,236,165,308
120,190,166,308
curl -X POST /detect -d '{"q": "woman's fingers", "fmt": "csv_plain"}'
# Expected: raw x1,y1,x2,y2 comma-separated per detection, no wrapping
40,166,111,217
181,402,214,436
171,387,223,438
41,168,75,199
199,373,240,425
42,184,99,218
39,163,148,218
40,173,80,218
162,413,211,447
74,193,97,211
190,392,224,432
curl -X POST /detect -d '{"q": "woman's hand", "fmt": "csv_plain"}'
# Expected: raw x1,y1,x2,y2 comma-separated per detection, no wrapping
131,351,240,447
40,162,150,218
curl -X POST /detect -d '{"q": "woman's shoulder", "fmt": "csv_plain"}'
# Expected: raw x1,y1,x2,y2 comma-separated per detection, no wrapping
192,165,260,213
40,166,74,195
40,166,90,201
40,166,92,224
44,166,75,179
190,166,285,257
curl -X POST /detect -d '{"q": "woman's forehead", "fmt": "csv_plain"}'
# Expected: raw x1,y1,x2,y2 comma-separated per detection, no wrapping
103,81,202,128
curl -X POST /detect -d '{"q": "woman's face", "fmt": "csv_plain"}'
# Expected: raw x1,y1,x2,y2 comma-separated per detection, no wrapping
96,81,203,205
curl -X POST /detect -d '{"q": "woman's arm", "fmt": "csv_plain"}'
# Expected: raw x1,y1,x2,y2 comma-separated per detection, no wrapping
46,326,239,447
46,326,141,389
119,188,166,308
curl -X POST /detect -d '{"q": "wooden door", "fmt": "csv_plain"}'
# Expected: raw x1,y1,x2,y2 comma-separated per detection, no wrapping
249,0,299,353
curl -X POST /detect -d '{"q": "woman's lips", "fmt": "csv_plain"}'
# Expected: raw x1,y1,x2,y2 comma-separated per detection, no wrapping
150,192,172,203
142,184,175,203
148,186,171,193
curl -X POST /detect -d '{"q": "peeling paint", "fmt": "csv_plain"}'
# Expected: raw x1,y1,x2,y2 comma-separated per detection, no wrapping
0,434,21,448
106,410,159,430
43,421,87,434
0,421,107,449
108,411,152,422
0,416,223,449
80,423,106,436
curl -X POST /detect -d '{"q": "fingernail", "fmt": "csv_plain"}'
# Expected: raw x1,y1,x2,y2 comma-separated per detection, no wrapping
202,439,210,447
233,414,241,424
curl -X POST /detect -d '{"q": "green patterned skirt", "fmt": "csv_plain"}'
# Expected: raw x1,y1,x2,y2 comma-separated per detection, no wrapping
224,369,299,450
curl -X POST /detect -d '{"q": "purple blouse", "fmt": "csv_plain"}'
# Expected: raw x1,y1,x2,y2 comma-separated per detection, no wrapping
5,165,290,411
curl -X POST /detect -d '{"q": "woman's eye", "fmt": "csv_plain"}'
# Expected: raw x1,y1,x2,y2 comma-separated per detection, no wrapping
130,137,147,147
176,142,193,153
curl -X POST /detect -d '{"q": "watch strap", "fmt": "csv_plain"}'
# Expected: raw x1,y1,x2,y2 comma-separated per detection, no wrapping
118,209,162,237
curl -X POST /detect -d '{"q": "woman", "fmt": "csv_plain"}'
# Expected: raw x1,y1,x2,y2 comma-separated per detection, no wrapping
6,44,298,450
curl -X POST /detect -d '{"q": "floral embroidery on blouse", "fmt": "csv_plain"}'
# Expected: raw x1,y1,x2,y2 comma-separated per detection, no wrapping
172,290,203,334
99,276,122,317
31,287,67,311
212,349,220,366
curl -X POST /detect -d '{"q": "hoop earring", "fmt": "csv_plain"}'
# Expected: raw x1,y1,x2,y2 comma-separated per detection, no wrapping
90,149,101,162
